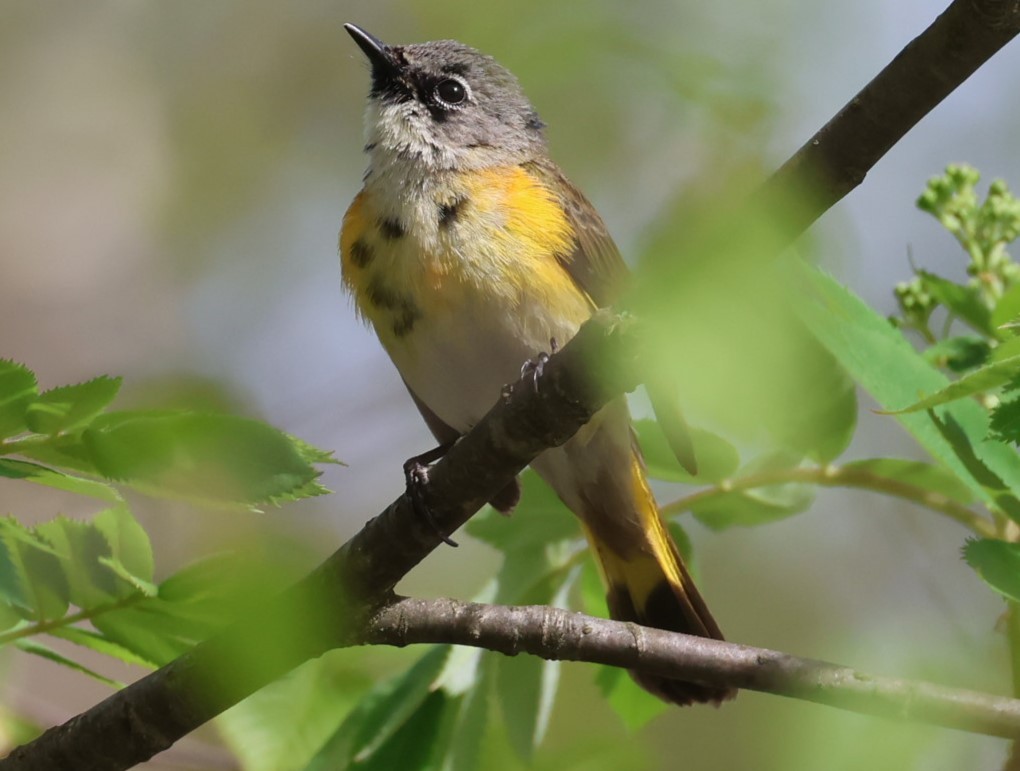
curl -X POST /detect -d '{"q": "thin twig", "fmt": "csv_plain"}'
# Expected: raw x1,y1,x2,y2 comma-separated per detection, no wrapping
660,464,998,537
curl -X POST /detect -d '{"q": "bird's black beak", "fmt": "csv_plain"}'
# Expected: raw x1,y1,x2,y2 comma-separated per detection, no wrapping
344,23,401,81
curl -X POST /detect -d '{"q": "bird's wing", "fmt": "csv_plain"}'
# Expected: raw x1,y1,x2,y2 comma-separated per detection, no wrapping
526,159,698,474
525,158,629,307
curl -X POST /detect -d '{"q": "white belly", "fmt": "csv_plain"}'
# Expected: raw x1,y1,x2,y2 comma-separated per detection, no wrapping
384,289,582,433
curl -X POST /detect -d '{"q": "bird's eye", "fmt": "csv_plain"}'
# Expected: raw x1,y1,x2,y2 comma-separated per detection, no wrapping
434,78,467,107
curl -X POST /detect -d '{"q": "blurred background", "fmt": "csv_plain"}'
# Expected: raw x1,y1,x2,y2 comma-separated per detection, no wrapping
2,1,1020,768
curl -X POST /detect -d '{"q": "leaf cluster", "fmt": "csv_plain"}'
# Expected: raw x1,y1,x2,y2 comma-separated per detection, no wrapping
0,360,336,698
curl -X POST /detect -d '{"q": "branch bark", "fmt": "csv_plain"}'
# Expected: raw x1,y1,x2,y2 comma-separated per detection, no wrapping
5,1,1020,768
370,598,1020,739
754,0,1020,237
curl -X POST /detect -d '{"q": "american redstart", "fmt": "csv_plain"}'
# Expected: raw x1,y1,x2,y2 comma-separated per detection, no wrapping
340,23,733,706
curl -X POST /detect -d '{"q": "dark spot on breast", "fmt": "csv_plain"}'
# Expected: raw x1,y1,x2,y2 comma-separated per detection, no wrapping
526,113,546,131
379,217,405,240
349,239,373,268
366,279,422,337
438,197,467,228
364,141,377,152
392,304,422,337
367,279,400,309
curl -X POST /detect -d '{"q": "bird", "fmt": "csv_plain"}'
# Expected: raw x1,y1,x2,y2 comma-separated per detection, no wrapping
339,23,733,706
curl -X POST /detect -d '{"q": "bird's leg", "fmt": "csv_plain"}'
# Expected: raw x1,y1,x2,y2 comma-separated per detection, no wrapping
502,337,559,400
403,440,458,547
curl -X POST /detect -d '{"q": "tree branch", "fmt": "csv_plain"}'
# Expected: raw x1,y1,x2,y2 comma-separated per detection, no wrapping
370,597,1020,739
5,1,1020,768
754,0,1020,237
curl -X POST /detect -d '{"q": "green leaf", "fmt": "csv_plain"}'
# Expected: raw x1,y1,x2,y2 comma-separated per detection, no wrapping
0,360,38,439
579,555,608,618
13,434,103,477
34,516,121,608
0,518,68,620
962,539,1020,602
990,398,1020,444
923,336,992,372
798,266,1020,516
158,551,264,604
885,355,1020,414
690,452,815,530
0,601,22,632
424,642,492,771
841,458,976,506
634,419,739,483
435,660,490,771
304,646,450,771
0,507,155,621
467,471,582,605
926,410,1020,521
691,482,815,530
98,557,158,598
0,459,122,502
0,526,31,612
153,549,299,642
286,434,344,467
992,282,1020,330
991,335,1020,362
495,571,572,761
583,546,686,728
667,520,697,576
14,639,123,688
49,626,158,669
768,339,858,463
25,376,122,435
497,654,557,762
94,506,154,586
90,605,195,666
218,653,373,771
594,665,669,732
82,411,322,506
918,271,994,337
93,547,287,666
98,547,304,667
354,690,449,771
468,471,579,552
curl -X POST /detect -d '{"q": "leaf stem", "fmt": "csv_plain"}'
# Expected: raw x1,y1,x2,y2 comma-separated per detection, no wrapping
0,594,143,646
0,435,52,456
660,464,997,538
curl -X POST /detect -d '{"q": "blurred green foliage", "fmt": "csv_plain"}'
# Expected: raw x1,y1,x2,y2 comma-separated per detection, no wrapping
2,3,1019,770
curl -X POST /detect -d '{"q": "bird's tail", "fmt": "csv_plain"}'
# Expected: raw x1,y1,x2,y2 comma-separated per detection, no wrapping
582,452,735,706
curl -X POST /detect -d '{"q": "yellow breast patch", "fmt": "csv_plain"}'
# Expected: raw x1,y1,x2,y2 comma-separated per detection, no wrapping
340,164,589,342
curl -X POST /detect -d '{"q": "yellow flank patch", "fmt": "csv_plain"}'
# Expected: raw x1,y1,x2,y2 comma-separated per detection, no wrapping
339,191,369,290
463,166,572,255
340,164,591,333
465,166,574,252
443,165,586,312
